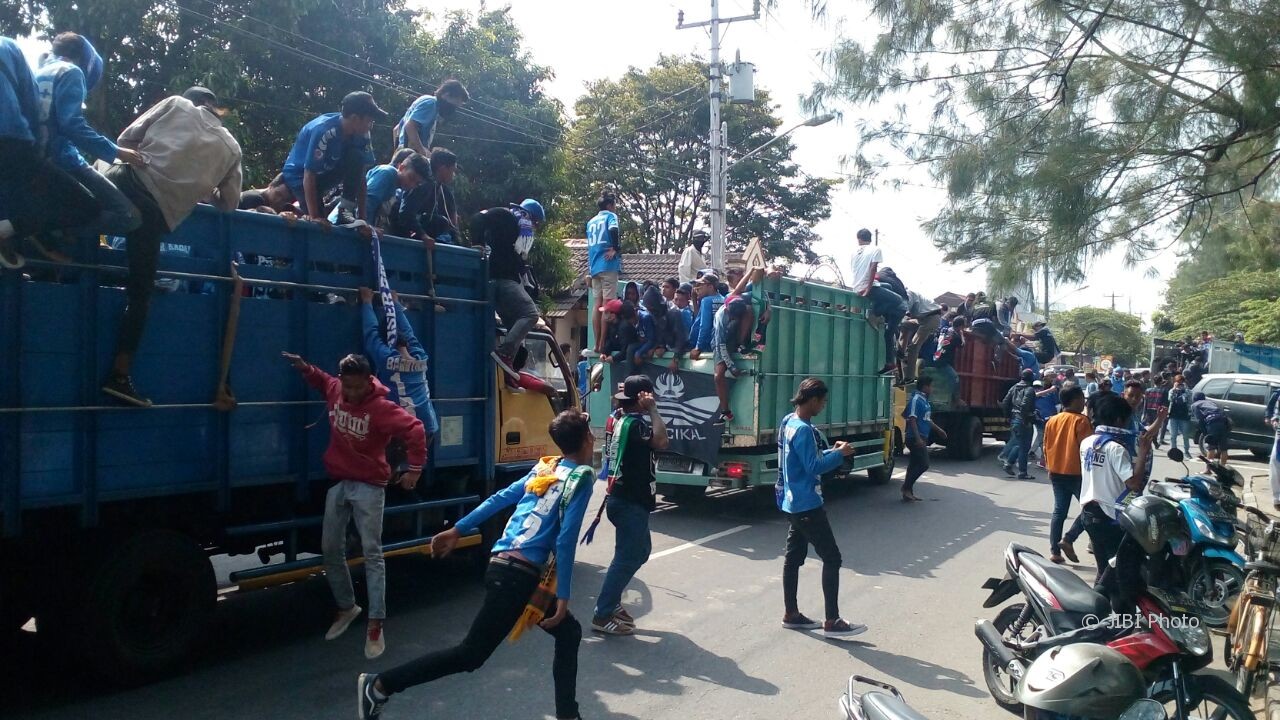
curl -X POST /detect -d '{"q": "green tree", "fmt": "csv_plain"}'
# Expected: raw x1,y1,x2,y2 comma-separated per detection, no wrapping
1166,270,1280,344
1053,307,1147,366
804,0,1280,279
561,56,835,262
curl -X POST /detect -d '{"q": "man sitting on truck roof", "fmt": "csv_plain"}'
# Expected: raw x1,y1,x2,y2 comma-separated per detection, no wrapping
281,350,426,661
687,272,726,353
100,86,243,407
280,91,387,224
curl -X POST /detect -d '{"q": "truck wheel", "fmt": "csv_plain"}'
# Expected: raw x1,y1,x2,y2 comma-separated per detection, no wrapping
867,451,895,484
82,531,216,683
955,415,984,461
659,483,704,503
892,428,904,457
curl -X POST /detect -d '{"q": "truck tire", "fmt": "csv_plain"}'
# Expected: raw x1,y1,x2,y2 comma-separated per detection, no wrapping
82,531,216,683
659,483,705,503
867,448,895,484
954,415,984,461
892,428,904,457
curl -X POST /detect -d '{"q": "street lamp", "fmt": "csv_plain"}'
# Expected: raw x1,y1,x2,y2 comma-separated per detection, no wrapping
709,113,836,269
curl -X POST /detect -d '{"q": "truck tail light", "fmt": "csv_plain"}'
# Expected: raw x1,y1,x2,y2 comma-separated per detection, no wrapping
723,462,749,479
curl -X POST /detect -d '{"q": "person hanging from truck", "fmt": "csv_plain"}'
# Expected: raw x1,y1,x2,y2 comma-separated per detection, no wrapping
899,289,943,386
35,33,145,246
695,295,751,425
0,35,102,269
777,377,866,638
590,376,668,636
100,86,243,407
1027,321,1059,364
848,228,907,376
584,190,622,356
902,375,947,502
930,315,967,397
281,351,427,660
968,292,1012,364
358,409,594,720
469,201,544,390
996,296,1019,336
360,287,439,452
725,265,775,351
280,91,387,225
393,79,469,158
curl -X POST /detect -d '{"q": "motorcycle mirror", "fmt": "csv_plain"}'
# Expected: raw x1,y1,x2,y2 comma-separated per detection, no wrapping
1166,448,1184,462
1118,698,1167,720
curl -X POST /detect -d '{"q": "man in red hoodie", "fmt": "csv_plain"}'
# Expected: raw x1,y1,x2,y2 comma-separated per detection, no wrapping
282,351,427,660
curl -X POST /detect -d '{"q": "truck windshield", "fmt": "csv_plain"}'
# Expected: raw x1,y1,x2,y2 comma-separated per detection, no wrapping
523,338,569,392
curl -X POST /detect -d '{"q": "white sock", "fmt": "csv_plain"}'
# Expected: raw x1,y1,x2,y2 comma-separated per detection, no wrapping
0,219,13,240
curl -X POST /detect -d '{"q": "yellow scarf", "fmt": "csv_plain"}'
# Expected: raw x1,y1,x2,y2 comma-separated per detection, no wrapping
509,456,565,642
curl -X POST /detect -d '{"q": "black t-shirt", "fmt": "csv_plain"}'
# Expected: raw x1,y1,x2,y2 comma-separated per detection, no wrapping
468,207,522,282
1034,327,1058,357
611,412,657,510
238,189,268,210
934,327,964,366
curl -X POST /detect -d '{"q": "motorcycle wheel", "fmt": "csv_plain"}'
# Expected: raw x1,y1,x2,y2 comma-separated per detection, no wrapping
1187,561,1246,628
1151,673,1254,720
982,603,1032,712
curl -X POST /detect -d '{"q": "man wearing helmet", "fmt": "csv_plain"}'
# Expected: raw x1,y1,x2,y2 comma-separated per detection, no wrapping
469,199,545,390
1078,393,1164,580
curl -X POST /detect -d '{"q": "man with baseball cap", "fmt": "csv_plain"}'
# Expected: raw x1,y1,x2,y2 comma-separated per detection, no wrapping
280,90,387,224
592,375,668,635
100,85,242,407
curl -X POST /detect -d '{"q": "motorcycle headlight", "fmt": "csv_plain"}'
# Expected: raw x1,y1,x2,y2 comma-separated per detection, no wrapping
1192,516,1228,543
1165,621,1210,656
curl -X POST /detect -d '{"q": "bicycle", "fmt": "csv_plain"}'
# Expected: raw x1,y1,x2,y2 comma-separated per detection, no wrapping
1225,504,1280,697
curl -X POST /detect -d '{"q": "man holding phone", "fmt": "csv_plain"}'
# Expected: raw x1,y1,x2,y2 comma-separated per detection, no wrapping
776,378,867,638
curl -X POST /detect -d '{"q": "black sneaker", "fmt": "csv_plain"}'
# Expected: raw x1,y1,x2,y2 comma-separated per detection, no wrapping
357,673,387,720
334,206,359,227
782,612,821,629
1002,463,1015,477
102,374,153,407
1016,473,1033,480
713,409,734,425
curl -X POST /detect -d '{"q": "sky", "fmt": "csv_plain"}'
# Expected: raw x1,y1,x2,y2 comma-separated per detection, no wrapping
18,0,1181,322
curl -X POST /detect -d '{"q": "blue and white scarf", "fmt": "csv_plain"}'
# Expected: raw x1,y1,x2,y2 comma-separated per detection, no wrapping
1086,425,1142,516
371,234,397,346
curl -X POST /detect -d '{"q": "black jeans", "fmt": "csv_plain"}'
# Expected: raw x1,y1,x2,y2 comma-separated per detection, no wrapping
378,561,582,719
103,165,171,362
0,137,100,238
904,441,929,493
1082,502,1125,583
1048,473,1081,555
783,506,843,621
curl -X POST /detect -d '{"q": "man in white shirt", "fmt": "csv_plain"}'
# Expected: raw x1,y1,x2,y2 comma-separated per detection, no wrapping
1078,393,1161,581
101,86,243,407
849,228,907,375
678,231,708,285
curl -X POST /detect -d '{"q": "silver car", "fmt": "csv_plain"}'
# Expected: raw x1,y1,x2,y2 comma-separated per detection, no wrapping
1192,373,1280,459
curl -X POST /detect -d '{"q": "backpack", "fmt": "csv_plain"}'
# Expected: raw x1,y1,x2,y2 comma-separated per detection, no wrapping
1168,388,1189,417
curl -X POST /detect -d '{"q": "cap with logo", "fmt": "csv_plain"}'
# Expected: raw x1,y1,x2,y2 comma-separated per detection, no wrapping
615,375,655,401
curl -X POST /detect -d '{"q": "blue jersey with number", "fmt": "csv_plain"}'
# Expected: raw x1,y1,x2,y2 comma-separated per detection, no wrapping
586,210,621,275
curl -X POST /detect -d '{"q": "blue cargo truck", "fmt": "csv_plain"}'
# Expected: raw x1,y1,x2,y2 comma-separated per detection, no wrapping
0,207,577,681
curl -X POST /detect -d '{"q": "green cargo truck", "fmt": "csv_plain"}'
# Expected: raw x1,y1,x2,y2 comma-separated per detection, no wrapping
585,276,894,501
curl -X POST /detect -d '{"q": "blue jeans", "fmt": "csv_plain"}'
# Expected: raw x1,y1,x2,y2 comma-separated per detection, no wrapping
1000,419,1033,473
1049,473,1081,555
594,495,652,619
1166,418,1191,453
321,480,386,619
867,283,907,368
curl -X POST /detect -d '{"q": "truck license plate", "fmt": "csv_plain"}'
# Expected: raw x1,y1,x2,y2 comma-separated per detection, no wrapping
657,455,695,473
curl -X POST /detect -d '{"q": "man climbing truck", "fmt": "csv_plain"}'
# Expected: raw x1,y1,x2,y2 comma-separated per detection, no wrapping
0,206,577,682
585,275,894,502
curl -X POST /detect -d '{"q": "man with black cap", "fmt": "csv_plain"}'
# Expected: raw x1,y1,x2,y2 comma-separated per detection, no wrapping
592,375,668,636
280,91,387,224
100,85,242,406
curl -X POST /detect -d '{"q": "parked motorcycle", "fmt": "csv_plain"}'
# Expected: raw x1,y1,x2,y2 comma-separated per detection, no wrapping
1145,448,1247,627
978,495,1254,719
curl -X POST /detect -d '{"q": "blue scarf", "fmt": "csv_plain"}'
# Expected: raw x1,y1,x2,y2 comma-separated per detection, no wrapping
371,234,397,346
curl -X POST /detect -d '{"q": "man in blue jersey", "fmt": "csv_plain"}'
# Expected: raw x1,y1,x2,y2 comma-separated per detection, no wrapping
1010,336,1040,375
903,376,947,502
0,35,100,269
393,79,469,157
587,191,622,356
280,91,387,223
687,272,726,354
359,409,594,720
359,288,439,451
36,33,146,242
591,375,668,636
341,151,430,232
777,378,866,638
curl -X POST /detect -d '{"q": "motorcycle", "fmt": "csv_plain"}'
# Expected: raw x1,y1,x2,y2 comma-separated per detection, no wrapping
840,672,1169,719
1146,448,1247,627
978,496,1253,718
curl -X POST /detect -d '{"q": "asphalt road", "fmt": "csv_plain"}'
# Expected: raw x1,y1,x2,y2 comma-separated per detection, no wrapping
6,445,1273,720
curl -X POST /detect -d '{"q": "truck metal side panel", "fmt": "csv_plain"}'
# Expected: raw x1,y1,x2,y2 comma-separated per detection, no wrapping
1205,340,1280,375
931,330,1020,410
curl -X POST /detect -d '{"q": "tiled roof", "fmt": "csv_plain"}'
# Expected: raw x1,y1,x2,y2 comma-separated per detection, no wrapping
934,291,968,308
562,238,744,294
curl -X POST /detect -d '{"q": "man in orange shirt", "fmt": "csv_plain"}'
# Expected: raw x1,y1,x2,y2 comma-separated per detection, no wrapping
1042,385,1092,564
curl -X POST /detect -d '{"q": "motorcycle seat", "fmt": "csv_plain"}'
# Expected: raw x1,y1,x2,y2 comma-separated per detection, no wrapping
1020,553,1111,617
861,691,929,720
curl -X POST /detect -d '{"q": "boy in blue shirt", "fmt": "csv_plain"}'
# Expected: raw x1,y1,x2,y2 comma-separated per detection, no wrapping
337,151,430,231
776,378,865,638
280,91,386,223
687,272,725,351
360,409,595,720
394,79,469,156
903,375,947,501
359,288,439,447
586,191,622,356
36,33,146,240
0,36,100,269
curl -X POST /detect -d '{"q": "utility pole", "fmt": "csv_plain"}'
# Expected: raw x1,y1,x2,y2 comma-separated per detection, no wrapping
1104,292,1121,311
677,0,760,270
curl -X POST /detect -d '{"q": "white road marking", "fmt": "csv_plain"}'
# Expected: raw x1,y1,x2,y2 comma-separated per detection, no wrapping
649,525,751,560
